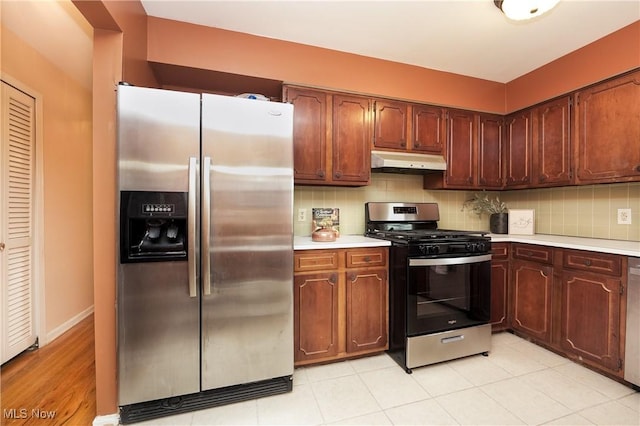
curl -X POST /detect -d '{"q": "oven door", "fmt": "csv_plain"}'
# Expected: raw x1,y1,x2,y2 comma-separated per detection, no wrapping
407,254,491,336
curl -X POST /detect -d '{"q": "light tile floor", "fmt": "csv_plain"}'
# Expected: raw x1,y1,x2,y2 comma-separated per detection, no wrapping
132,332,639,425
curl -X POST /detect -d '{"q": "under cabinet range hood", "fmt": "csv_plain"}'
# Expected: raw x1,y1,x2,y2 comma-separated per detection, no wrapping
371,150,447,173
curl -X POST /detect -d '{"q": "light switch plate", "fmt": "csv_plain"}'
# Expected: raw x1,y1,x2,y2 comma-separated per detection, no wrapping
617,208,632,225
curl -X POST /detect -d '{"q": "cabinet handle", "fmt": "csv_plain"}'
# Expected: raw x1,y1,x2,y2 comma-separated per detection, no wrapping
363,256,371,262
348,273,356,282
584,259,592,266
636,165,640,172
317,170,325,178
400,142,406,147
415,143,421,148
329,273,337,284
334,171,342,179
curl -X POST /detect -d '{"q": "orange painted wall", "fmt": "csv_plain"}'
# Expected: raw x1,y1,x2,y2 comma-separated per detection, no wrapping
90,28,122,417
146,17,506,113
1,27,94,336
506,20,640,112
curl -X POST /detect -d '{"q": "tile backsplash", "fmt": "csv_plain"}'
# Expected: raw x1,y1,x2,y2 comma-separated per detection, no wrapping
294,174,640,242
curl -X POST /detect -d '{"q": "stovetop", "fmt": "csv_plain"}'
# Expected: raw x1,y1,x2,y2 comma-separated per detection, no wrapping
366,228,489,243
365,202,490,254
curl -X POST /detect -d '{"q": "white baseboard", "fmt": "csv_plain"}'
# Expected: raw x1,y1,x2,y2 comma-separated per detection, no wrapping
93,413,120,426
44,305,94,345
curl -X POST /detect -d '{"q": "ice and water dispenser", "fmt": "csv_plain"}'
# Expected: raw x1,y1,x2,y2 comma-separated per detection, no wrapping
120,191,188,263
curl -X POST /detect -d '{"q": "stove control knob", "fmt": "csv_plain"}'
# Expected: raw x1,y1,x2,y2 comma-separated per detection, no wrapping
476,242,486,252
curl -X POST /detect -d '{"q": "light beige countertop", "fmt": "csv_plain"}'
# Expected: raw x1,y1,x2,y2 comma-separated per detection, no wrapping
294,235,391,250
489,234,640,257
294,234,639,257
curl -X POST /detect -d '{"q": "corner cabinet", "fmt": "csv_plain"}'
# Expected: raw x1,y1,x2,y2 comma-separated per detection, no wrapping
283,86,370,186
293,247,388,366
574,70,640,184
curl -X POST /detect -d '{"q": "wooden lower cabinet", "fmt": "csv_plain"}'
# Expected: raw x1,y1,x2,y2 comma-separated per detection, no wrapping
490,243,509,331
510,259,554,343
559,250,626,376
294,272,339,362
503,243,628,380
294,247,388,366
346,269,388,353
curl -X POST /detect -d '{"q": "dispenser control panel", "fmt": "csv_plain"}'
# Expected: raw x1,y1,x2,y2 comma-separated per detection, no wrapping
142,203,175,214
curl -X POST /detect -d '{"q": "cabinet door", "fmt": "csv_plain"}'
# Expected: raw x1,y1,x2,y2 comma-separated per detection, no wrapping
332,95,371,185
511,259,553,342
491,244,510,331
373,99,407,150
560,271,621,372
284,87,328,183
345,268,388,353
412,105,445,153
574,71,640,184
445,109,475,188
294,272,339,363
505,111,532,188
534,96,572,186
478,114,504,188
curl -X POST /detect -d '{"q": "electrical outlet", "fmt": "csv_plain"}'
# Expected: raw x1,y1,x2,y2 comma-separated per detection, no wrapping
617,208,632,225
297,208,307,222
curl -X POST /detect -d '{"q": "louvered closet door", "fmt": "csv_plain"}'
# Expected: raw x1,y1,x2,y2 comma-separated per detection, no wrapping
1,81,37,364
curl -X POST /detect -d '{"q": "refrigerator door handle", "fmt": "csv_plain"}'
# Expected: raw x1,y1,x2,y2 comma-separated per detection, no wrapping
202,156,212,296
188,157,197,298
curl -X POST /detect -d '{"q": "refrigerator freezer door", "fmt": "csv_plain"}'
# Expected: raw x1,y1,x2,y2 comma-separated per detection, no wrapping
200,94,294,391
117,86,201,405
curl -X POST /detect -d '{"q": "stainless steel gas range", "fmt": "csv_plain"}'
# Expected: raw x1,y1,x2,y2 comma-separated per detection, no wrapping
365,202,492,373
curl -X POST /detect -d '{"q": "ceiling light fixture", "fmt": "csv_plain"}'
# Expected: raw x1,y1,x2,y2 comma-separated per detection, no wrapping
494,0,560,21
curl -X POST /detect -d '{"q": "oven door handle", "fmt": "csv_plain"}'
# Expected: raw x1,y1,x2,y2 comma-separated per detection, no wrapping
409,254,492,267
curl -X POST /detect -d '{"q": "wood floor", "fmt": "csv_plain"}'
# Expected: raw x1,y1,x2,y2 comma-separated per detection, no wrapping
1,314,96,425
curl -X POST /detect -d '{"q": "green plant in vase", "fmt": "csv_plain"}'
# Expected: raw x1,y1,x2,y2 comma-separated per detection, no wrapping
462,192,509,234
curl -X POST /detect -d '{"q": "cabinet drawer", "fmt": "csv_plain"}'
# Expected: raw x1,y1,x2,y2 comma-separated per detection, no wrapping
346,248,387,268
491,242,509,260
294,250,340,272
512,243,553,264
562,249,622,276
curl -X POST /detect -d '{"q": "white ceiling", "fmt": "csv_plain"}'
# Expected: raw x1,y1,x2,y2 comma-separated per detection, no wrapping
140,0,640,83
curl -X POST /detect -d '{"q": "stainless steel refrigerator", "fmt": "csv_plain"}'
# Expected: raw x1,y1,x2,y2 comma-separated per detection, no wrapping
116,85,294,423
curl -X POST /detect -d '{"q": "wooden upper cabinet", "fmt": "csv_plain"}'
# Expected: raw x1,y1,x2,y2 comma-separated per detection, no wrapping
505,111,532,188
445,109,476,188
533,96,572,187
373,99,408,150
574,70,640,184
478,113,504,188
283,86,328,184
332,94,371,185
412,104,445,153
284,86,370,186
